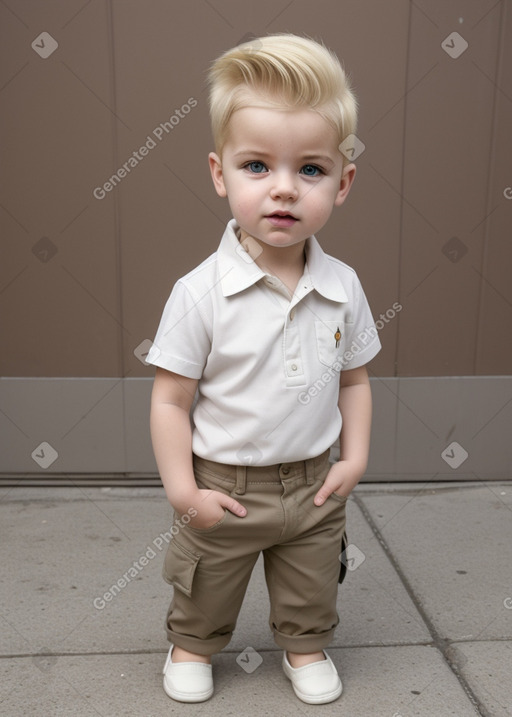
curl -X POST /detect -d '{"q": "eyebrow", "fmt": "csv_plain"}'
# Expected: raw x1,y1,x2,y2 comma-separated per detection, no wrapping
233,149,271,159
233,150,335,167
301,154,335,167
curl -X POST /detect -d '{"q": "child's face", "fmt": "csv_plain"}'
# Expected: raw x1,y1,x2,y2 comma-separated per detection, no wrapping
209,99,355,250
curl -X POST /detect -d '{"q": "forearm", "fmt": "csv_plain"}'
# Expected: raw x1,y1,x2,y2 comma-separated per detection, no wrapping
338,378,372,477
150,402,198,510
149,368,247,527
313,370,373,505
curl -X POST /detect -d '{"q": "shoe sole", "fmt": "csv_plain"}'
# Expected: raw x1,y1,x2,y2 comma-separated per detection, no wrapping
290,681,342,705
282,653,343,705
163,678,213,703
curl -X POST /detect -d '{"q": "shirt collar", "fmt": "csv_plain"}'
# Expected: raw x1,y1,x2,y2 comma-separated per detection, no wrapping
217,218,348,303
305,233,348,303
217,220,265,297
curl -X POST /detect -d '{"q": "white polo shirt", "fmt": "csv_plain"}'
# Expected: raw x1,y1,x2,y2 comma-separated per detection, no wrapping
146,219,381,465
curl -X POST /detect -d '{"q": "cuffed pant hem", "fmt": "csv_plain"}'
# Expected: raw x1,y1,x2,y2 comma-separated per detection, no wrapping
166,629,232,656
272,626,337,653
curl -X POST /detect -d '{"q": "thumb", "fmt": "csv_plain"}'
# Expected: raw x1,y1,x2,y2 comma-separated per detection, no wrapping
218,493,247,518
314,480,336,507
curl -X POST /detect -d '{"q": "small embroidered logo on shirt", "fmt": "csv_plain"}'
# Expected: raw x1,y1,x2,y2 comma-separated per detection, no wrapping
334,327,341,348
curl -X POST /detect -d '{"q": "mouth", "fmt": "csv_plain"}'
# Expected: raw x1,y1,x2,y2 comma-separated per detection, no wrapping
265,211,298,228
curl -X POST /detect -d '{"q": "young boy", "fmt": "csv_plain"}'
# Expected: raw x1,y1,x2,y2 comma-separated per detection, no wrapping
147,33,381,705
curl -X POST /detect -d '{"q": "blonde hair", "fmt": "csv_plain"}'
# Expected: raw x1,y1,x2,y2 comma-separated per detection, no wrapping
207,33,358,157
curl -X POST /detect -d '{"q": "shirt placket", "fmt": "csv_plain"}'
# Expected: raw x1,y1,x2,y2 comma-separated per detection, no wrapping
285,279,314,387
263,274,313,387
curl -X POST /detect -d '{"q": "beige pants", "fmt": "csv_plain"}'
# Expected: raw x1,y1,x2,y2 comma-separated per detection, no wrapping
162,449,347,655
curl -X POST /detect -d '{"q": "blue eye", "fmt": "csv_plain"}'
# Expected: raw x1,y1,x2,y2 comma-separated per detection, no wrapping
246,161,267,173
301,164,322,177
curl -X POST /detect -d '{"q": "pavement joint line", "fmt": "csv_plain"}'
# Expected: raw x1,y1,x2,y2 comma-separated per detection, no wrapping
4,635,511,662
353,492,490,717
353,482,510,497
1,483,509,507
0,641,470,661
0,481,509,499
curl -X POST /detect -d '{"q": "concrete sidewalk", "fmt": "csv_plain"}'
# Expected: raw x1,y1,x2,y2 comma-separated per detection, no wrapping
1,481,510,716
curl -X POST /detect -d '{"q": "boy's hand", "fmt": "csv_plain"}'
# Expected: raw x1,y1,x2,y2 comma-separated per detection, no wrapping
313,460,364,506
176,489,247,530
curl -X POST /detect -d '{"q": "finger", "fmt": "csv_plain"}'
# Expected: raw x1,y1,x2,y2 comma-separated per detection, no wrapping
313,481,337,506
218,493,247,517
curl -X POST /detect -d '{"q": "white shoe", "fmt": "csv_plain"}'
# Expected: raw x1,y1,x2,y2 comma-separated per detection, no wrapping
282,651,342,704
162,645,213,703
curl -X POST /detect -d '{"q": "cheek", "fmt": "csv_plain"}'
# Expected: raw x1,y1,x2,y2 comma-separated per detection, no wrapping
225,178,253,204
304,180,338,208
227,196,254,224
305,195,335,223
231,191,256,215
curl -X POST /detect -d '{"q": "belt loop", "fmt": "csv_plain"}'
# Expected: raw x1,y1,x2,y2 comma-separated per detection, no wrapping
305,457,315,485
235,465,247,495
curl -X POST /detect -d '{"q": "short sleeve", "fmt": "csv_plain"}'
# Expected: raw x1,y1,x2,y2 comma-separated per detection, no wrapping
341,275,381,370
145,280,211,379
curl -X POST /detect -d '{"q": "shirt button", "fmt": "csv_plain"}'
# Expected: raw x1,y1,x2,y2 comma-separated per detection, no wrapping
281,466,290,475
291,363,297,371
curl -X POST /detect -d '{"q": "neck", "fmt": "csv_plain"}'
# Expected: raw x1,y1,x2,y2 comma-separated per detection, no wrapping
254,239,307,295
243,235,307,277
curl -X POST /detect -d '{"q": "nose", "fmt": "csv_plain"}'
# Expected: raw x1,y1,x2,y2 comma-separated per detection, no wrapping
269,171,298,201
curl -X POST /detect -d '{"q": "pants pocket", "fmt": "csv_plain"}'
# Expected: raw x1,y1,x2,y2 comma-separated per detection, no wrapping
162,539,200,597
313,478,348,505
185,509,229,535
193,465,235,496
329,491,348,505
187,465,237,534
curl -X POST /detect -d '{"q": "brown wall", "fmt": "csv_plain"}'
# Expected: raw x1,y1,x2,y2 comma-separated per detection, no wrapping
2,0,511,379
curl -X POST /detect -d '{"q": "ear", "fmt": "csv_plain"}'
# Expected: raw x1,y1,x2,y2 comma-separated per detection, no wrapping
334,163,356,207
208,152,227,197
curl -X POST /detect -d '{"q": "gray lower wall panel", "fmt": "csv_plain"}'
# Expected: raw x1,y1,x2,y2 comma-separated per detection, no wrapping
0,377,510,481
365,377,512,481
